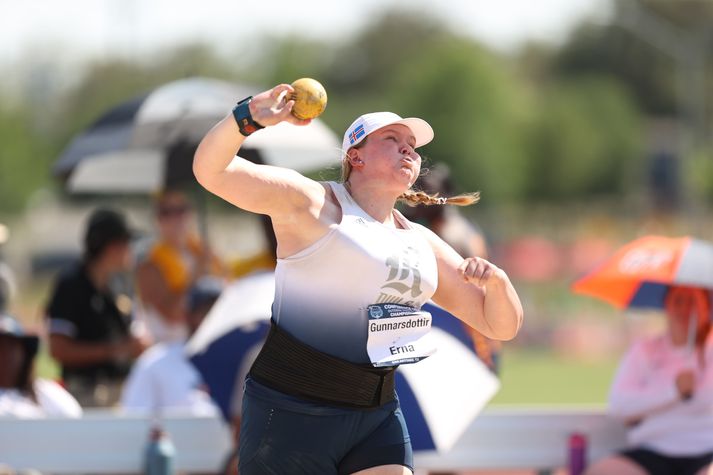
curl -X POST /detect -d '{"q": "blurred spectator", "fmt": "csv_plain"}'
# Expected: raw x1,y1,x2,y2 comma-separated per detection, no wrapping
0,313,81,418
45,208,148,407
401,163,500,373
121,276,222,416
0,223,17,313
136,189,227,343
585,286,713,475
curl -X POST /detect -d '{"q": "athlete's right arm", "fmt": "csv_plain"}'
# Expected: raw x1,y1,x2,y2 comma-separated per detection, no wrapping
193,84,324,221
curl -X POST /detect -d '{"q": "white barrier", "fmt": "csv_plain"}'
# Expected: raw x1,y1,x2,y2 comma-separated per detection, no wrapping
0,407,626,474
415,406,628,474
0,411,233,473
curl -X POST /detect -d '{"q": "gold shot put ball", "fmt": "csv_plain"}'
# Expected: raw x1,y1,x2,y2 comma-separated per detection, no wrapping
289,78,328,120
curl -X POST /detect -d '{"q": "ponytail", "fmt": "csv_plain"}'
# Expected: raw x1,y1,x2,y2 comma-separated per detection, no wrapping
398,189,480,207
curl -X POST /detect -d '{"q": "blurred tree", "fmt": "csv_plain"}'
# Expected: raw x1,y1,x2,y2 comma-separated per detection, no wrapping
526,77,644,200
544,0,713,210
386,37,533,203
251,35,336,88
689,150,713,203
315,9,459,147
327,9,452,91
555,21,675,115
0,105,53,213
555,0,713,120
0,44,242,213
0,7,657,213
54,44,238,148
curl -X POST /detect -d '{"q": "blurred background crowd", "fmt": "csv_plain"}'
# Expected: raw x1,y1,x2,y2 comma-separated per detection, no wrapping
2,0,713,409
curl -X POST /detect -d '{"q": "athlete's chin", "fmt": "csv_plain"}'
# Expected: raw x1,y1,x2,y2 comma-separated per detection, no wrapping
397,168,417,186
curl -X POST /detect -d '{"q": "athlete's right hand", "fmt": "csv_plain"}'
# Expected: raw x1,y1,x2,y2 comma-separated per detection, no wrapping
249,84,312,128
458,256,504,288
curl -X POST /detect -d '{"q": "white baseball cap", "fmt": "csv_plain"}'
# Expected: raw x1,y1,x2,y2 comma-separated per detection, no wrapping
341,112,434,153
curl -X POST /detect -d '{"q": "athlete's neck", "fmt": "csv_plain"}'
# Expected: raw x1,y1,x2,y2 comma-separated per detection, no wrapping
344,180,399,226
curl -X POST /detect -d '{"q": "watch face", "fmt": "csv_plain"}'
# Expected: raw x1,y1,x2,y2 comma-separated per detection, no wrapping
242,120,259,135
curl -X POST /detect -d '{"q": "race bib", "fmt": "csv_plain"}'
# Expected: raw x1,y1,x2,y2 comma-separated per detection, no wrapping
366,303,436,367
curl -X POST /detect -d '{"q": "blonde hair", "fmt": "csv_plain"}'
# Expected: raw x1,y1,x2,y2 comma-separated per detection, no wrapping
341,138,480,208
398,189,480,207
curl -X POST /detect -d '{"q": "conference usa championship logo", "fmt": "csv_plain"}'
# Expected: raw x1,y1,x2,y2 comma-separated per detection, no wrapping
348,123,365,144
369,306,385,319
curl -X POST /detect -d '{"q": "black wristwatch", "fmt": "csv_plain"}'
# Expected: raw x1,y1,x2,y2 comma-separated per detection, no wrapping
232,96,265,137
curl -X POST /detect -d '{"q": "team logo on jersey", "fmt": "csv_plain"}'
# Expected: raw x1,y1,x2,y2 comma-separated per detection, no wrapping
376,245,423,306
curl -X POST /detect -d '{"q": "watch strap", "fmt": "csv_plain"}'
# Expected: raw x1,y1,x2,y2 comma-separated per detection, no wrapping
232,96,265,137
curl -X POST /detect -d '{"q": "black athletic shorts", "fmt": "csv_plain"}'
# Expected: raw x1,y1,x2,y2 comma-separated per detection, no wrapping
620,447,713,475
238,378,413,475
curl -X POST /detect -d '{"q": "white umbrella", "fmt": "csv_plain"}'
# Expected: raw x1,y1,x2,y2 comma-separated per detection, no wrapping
53,77,341,194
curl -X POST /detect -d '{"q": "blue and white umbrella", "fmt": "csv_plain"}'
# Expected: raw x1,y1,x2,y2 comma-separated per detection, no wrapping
185,272,499,453
398,303,500,451
185,272,273,421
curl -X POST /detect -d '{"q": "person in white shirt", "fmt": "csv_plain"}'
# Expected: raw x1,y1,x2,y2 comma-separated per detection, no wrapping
585,286,713,475
121,277,223,416
0,313,81,418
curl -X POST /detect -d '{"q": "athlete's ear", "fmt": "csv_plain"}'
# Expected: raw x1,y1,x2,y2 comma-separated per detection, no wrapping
347,149,364,168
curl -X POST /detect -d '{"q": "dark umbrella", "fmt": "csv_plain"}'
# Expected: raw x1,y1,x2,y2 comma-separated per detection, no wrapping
53,77,341,194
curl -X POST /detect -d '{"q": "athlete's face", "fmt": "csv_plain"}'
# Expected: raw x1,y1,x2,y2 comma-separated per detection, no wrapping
358,125,421,188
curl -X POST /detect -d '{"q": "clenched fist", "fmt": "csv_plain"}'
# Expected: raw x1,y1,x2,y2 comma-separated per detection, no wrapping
458,257,506,288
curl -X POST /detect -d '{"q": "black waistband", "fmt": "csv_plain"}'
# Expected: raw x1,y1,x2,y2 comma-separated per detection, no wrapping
248,322,396,409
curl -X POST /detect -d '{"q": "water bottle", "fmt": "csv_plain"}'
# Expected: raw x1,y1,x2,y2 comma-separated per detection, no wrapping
567,432,587,475
144,426,176,475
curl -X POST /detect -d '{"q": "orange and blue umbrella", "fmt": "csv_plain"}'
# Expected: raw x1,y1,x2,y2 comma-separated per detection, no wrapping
572,235,713,310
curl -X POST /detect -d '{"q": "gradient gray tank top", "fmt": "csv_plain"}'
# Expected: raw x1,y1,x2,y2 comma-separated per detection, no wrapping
272,181,439,364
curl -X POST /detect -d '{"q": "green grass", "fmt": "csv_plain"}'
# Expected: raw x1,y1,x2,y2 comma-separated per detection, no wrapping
488,348,619,406
35,346,61,380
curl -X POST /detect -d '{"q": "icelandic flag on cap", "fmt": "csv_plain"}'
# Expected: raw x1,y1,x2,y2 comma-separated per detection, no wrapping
349,123,366,144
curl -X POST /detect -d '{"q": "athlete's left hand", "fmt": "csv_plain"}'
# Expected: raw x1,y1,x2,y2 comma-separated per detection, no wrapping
458,257,506,288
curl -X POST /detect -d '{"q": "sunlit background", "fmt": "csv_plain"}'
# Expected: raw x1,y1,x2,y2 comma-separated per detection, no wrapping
2,0,713,405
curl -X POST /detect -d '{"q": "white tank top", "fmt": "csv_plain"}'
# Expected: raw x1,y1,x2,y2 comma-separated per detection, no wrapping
273,181,438,363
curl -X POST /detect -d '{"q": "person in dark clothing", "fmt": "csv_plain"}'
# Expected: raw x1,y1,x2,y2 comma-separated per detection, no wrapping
45,208,148,407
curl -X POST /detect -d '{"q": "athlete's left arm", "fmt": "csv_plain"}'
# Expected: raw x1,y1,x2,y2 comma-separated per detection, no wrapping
414,223,523,341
